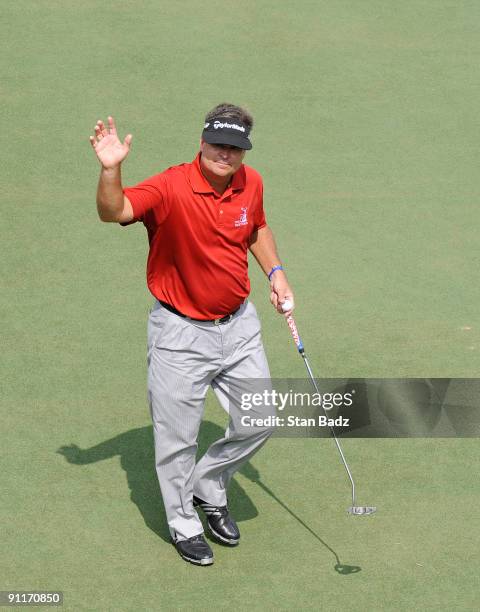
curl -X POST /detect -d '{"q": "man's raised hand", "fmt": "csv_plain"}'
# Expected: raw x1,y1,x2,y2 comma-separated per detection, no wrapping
89,116,132,169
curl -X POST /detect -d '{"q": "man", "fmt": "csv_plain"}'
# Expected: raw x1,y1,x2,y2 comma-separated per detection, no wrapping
90,103,294,566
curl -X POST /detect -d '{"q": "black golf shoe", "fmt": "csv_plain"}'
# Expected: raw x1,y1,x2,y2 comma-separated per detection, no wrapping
173,533,214,566
193,496,240,546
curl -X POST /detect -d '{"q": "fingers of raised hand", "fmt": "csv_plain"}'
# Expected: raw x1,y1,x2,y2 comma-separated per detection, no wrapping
91,116,123,141
94,119,108,139
90,117,130,156
91,124,103,147
107,116,117,136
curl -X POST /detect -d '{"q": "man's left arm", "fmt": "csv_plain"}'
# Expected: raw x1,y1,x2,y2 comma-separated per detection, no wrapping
249,225,295,316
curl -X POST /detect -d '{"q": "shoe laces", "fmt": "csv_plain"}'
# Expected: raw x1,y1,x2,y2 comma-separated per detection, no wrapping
200,503,228,518
187,534,206,543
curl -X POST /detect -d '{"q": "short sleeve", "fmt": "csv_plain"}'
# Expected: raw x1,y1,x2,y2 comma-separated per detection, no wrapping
121,172,170,227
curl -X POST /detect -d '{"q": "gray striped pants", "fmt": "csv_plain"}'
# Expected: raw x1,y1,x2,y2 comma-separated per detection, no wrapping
147,299,273,541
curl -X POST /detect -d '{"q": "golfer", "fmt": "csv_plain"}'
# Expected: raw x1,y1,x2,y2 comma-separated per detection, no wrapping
90,103,294,565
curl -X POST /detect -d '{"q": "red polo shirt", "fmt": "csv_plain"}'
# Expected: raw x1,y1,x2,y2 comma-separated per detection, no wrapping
122,153,266,319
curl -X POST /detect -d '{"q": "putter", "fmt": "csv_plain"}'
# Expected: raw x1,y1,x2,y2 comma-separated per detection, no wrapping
281,301,376,516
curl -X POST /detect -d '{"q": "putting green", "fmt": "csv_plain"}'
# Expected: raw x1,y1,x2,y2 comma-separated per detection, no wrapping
2,1,479,610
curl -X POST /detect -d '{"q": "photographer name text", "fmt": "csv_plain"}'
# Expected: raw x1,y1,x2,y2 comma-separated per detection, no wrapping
241,415,350,428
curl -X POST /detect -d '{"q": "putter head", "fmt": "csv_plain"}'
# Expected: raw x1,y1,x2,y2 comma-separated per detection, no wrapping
348,506,377,515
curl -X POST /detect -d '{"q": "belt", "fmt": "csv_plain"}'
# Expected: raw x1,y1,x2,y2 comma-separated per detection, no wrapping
158,300,240,325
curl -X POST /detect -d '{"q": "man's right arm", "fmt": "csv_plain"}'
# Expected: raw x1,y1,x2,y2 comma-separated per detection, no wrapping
90,116,134,224
96,166,133,224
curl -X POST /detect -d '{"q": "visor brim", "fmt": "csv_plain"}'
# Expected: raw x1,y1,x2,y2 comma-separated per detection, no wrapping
202,130,252,150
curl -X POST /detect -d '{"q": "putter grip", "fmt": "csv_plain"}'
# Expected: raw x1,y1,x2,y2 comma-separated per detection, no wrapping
286,315,304,353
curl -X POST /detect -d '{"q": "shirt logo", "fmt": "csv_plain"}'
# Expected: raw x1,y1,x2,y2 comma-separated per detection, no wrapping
234,207,248,227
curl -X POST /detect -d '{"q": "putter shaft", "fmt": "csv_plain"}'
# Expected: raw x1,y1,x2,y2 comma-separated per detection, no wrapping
301,351,356,508
285,313,376,514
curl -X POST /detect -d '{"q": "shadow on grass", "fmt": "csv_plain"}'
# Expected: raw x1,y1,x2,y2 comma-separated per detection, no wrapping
57,421,258,543
57,421,360,573
242,464,361,575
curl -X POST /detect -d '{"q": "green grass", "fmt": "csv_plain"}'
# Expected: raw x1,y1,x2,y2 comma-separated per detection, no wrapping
2,1,480,610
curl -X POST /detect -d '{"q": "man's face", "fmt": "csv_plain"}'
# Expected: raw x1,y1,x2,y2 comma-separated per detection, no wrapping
199,139,246,179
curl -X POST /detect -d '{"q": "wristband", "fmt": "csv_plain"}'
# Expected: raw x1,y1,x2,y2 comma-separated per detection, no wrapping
268,265,284,281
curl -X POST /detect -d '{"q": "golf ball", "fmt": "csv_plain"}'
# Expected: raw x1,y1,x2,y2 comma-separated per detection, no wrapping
281,299,293,312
